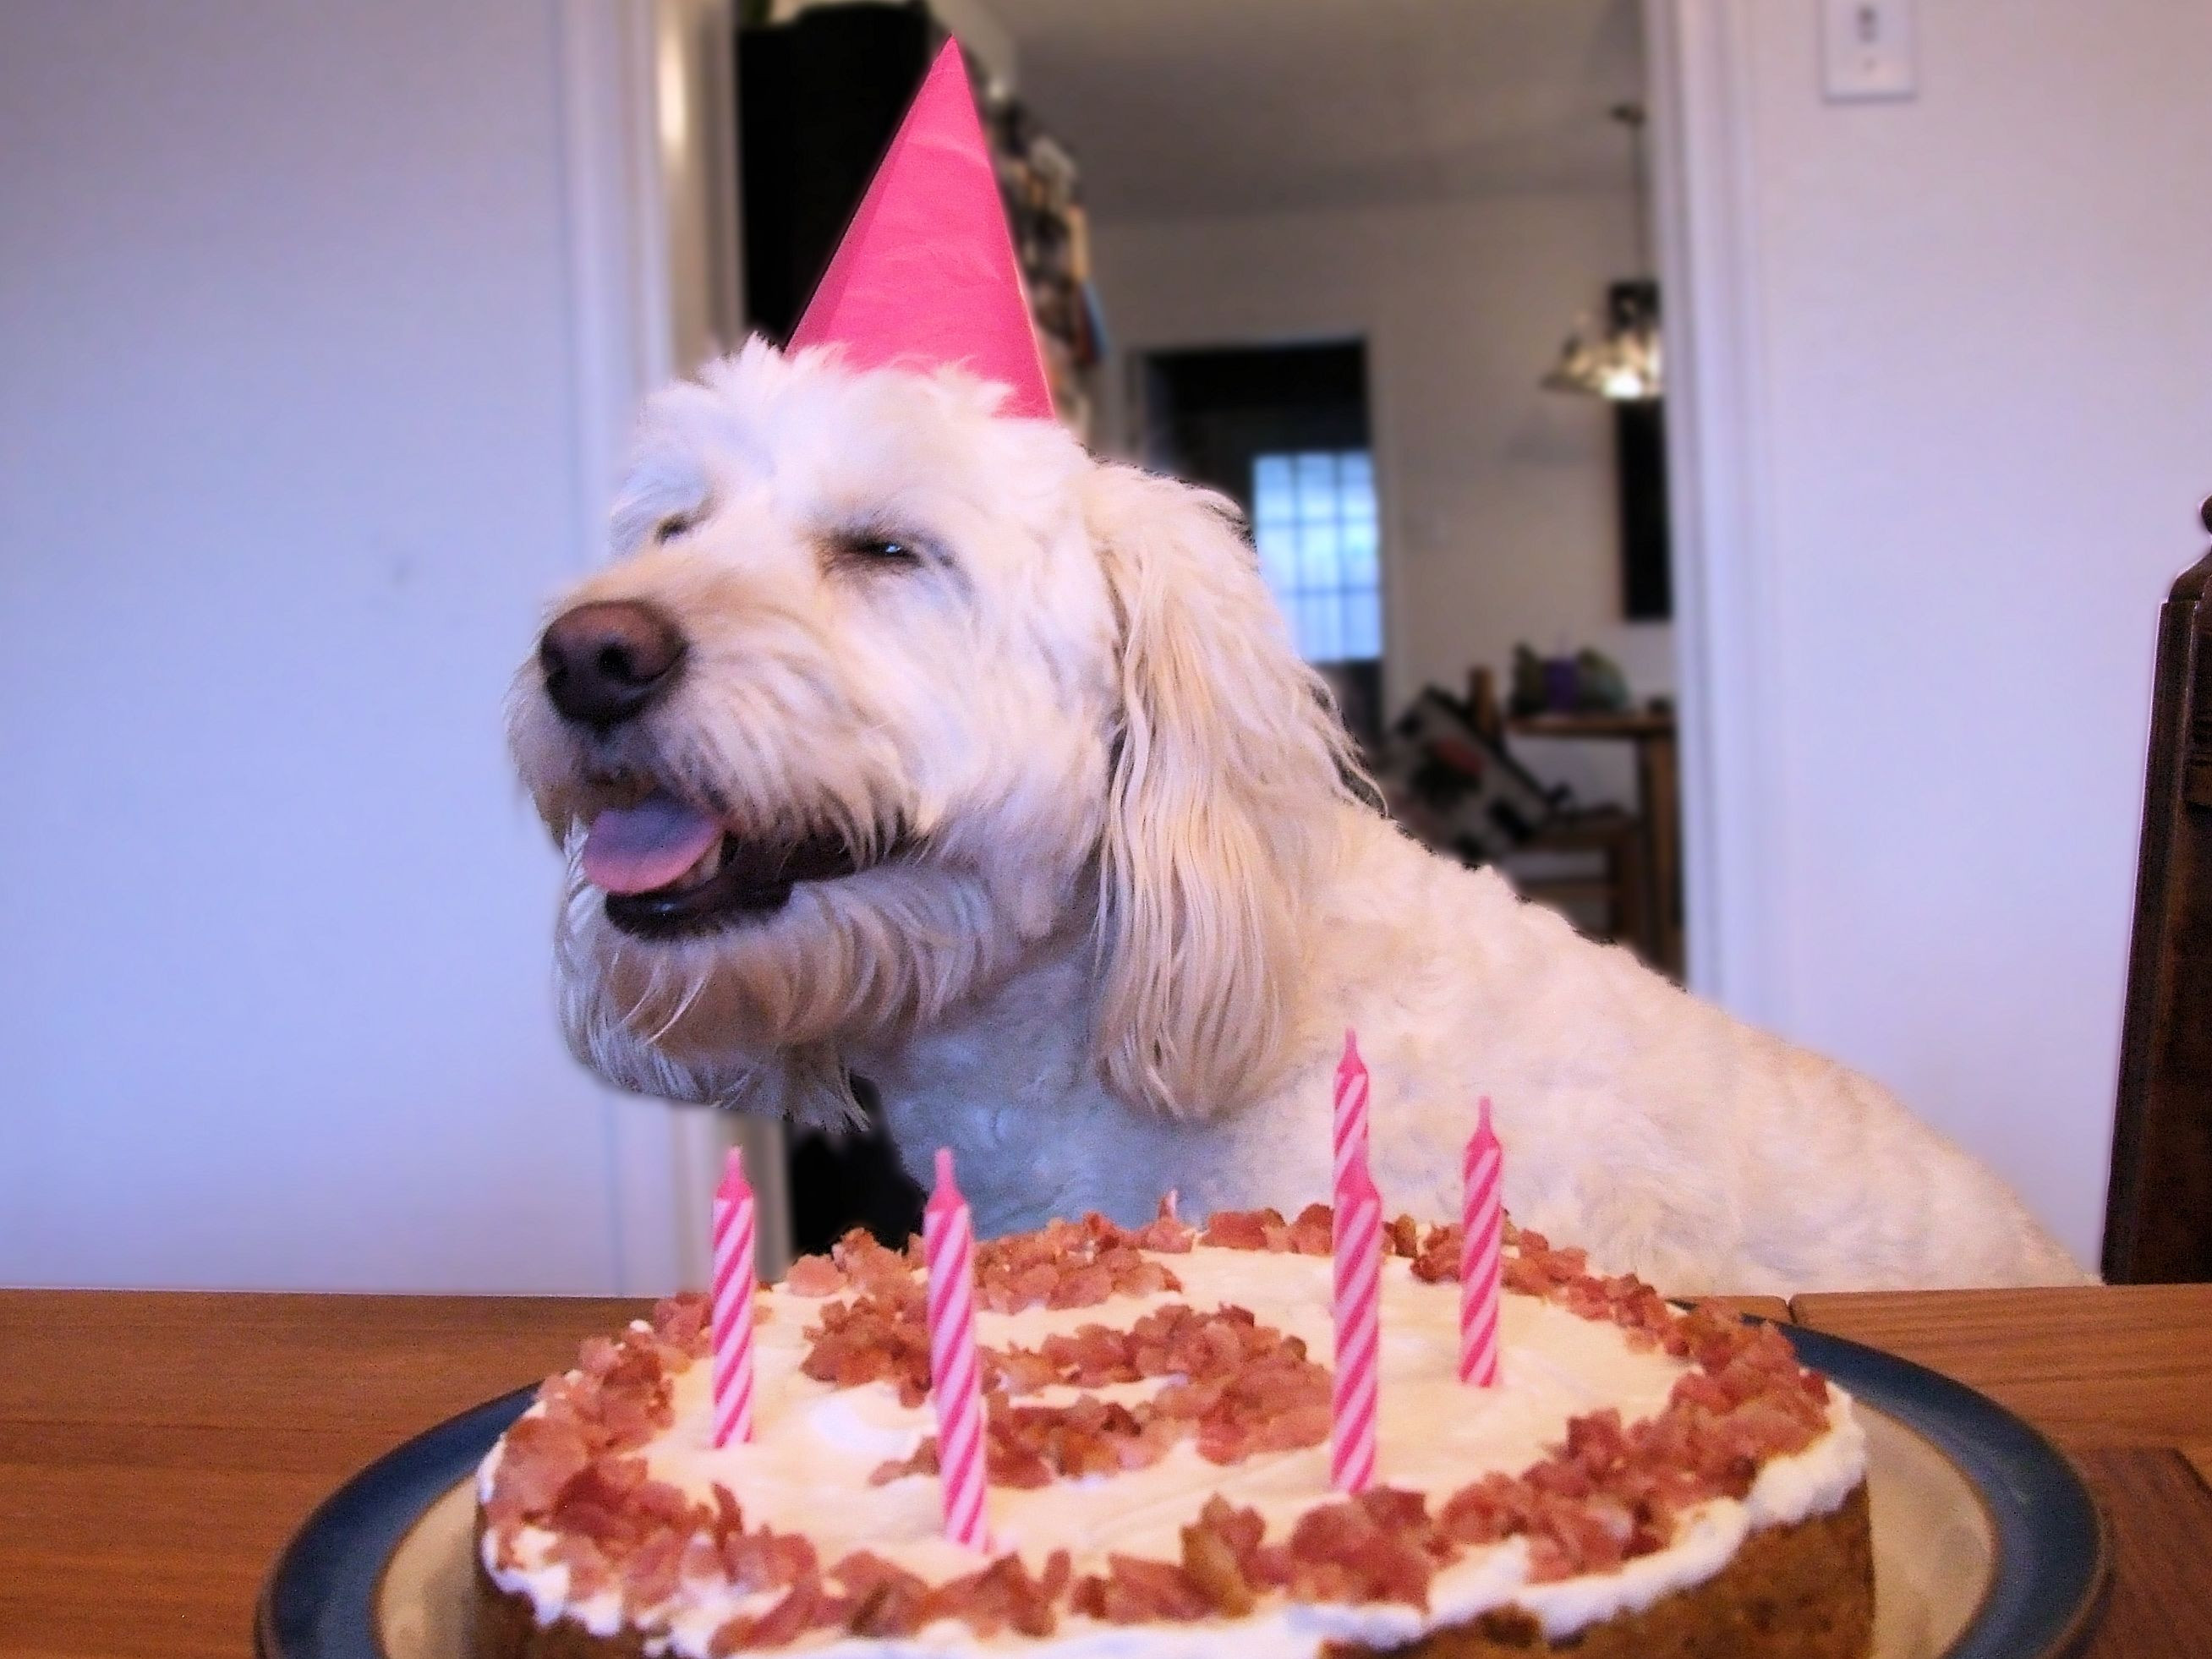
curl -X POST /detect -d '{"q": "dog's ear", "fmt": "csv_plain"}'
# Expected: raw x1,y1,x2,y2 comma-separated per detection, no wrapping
1085,463,1360,1120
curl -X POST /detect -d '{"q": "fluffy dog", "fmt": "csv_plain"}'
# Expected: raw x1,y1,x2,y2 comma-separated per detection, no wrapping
510,341,2084,1295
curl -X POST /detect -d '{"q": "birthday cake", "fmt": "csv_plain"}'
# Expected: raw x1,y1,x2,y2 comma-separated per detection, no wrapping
471,1203,1872,1658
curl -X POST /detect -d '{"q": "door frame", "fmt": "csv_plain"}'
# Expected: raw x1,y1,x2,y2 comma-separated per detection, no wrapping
1641,0,1786,1023
554,0,791,1293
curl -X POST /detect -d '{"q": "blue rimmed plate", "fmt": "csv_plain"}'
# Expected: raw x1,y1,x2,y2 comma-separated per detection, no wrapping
257,1324,2108,1659
1784,1325,2107,1658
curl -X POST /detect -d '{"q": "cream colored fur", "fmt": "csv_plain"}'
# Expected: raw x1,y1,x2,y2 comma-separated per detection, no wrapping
510,341,2088,1295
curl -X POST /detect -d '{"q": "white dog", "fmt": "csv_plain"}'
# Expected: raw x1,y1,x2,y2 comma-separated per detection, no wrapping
510,341,2084,1295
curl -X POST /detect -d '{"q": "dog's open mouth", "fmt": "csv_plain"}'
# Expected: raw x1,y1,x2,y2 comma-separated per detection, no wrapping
580,791,877,938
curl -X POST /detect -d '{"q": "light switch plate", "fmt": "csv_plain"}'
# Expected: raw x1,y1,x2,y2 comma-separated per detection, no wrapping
1821,0,1917,101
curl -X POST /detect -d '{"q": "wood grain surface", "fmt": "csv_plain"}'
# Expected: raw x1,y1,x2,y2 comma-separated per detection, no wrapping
2071,1448,2212,1658
0,1291,648,1659
1792,1284,2212,1448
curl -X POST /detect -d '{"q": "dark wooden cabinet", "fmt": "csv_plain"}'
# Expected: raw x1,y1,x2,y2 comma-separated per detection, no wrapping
2103,500,2212,1283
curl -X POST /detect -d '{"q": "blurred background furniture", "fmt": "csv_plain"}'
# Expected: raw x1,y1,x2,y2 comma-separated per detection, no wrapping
1389,668,1674,975
1504,706,1682,978
2103,499,2212,1284
1512,807,1651,961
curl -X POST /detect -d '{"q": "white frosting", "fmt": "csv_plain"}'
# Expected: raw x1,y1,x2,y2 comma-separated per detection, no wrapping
480,1246,1864,1657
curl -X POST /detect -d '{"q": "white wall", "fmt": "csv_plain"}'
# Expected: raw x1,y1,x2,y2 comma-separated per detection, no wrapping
1665,0,2212,1262
1092,192,1673,808
0,0,692,1292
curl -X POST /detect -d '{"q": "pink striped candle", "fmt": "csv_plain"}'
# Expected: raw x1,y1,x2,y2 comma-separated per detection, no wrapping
709,1147,758,1446
923,1148,993,1551
1330,1155,1382,1492
1333,1029,1370,1195
1459,1098,1503,1387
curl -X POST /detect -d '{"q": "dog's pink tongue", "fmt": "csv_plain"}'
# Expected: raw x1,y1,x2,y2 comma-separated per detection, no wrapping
581,795,722,895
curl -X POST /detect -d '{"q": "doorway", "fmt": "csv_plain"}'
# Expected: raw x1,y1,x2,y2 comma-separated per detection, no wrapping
1138,341,1386,747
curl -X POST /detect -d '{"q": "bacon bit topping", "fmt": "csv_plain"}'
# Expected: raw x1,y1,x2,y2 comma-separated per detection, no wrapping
1072,1556,1213,1623
1409,1220,1462,1282
834,1227,924,1291
799,1217,1185,1406
1278,1487,1452,1607
1504,1237,1592,1300
487,1207,1842,1646
830,1551,933,1638
876,1305,1330,1490
1068,1501,1275,1621
1198,1206,1284,1250
1127,1195,1197,1253
485,1327,821,1641
784,1252,846,1297
710,1503,819,1596
873,1392,1177,1490
985,1300,1276,1393
1285,1202,1334,1255
1196,1202,1342,1256
482,1414,591,1528
926,1550,1070,1638
709,1573,830,1656
799,1275,932,1405
1180,1502,1259,1614
1157,1320,1333,1466
544,1455,654,1547
518,1330,675,1467
545,1530,613,1602
1436,1318,1829,1581
974,1214,1184,1312
648,1290,713,1358
1384,1212,1424,1259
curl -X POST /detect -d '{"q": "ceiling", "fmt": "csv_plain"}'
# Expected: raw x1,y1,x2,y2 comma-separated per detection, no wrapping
990,0,1646,222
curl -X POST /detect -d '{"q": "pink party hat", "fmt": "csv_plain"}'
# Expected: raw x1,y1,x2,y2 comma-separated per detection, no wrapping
786,39,1054,421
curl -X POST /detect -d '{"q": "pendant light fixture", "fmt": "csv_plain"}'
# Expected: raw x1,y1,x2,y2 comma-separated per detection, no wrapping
1541,103,1662,402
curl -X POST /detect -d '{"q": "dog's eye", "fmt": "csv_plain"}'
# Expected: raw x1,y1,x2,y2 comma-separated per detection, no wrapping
835,530,924,565
653,514,696,545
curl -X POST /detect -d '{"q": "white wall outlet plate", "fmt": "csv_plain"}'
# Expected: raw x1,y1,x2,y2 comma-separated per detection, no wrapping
1821,0,1918,102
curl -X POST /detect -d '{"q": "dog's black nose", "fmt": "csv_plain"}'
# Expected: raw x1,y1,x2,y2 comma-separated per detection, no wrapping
539,600,686,727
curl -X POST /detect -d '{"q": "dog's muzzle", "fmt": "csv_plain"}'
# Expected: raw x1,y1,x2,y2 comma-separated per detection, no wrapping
539,602,903,937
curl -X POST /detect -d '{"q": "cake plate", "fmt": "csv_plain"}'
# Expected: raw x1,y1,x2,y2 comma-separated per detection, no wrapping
256,1323,2109,1659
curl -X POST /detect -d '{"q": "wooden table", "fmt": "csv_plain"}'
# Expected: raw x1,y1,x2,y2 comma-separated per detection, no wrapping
0,1292,647,1658
3,1286,2207,1656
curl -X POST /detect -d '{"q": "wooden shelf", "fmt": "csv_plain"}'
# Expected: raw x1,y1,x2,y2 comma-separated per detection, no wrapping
1505,709,1676,740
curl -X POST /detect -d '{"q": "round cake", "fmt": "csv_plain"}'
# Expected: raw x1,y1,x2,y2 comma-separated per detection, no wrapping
474,1207,1872,1658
